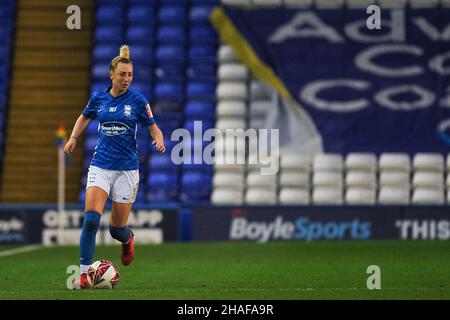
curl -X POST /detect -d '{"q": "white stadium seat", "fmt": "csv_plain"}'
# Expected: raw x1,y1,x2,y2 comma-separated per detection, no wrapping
215,118,247,131
313,171,343,188
378,186,410,204
279,188,310,204
213,162,246,173
249,100,272,118
245,188,277,204
211,188,244,205
218,45,237,63
216,82,248,100
218,63,249,81
250,80,272,100
446,153,450,171
246,171,277,189
283,0,312,7
378,0,406,8
221,0,252,5
412,172,444,189
249,118,266,129
412,188,444,205
379,171,410,187
216,101,247,118
315,0,344,8
252,0,282,5
409,0,439,8
279,171,309,187
280,153,311,171
345,171,376,188
313,154,344,172
312,187,343,204
345,188,376,205
346,0,376,8
446,173,450,188
379,153,411,172
213,172,245,189
345,153,377,172
413,153,444,172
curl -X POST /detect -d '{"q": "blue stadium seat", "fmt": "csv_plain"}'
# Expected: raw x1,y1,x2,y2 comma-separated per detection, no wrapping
131,82,152,99
180,171,212,203
187,63,216,81
135,188,145,203
128,5,156,23
91,81,109,92
128,0,158,4
146,187,179,202
157,25,186,44
189,6,214,23
126,24,154,43
132,65,153,83
0,6,14,20
155,45,186,63
95,25,124,43
97,0,127,5
146,172,179,188
154,82,185,101
85,136,98,152
91,64,109,81
93,44,117,61
190,0,219,5
188,45,216,63
185,101,215,120
186,81,216,100
184,119,213,133
153,100,184,114
154,63,185,81
0,25,12,42
79,190,86,204
158,6,187,24
96,5,125,24
190,25,217,44
129,45,153,64
147,153,179,171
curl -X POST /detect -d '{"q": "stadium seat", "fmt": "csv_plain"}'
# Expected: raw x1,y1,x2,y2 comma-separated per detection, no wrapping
215,118,247,130
216,82,248,100
250,80,272,100
378,187,410,204
126,24,154,43
412,188,444,204
279,171,309,187
190,25,217,44
312,187,343,205
158,6,187,24
147,153,178,171
132,65,153,83
211,188,244,205
412,172,444,189
184,119,213,133
95,25,124,43
86,120,99,135
189,45,217,63
279,188,310,204
222,0,252,5
213,171,245,189
157,25,186,44
345,153,377,172
154,64,185,81
379,153,411,172
85,136,98,152
252,0,282,5
128,5,156,22
131,82,152,98
218,63,249,81
156,45,186,63
345,188,376,205
413,153,444,172
216,101,247,119
93,44,118,61
185,101,215,120
345,171,376,188
280,153,311,171
96,5,125,24
379,171,410,187
155,82,185,101
245,188,277,204
249,100,272,118
129,45,153,64
187,82,216,100
146,172,179,189
218,45,237,63
313,154,344,172
187,63,216,81
146,187,179,202
313,171,343,188
190,6,214,24
246,171,277,189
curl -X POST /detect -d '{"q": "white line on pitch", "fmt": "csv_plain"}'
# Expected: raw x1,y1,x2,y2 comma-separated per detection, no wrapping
0,245,42,258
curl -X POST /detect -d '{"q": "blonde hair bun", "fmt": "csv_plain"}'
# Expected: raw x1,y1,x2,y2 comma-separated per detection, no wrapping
120,45,130,60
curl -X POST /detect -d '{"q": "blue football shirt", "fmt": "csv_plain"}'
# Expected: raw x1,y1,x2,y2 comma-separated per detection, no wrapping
82,87,156,171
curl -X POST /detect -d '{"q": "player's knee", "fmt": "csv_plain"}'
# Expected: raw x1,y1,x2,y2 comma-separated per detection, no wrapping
109,224,130,243
83,210,101,232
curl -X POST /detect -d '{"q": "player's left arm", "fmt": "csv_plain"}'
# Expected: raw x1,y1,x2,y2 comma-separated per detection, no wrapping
149,123,165,153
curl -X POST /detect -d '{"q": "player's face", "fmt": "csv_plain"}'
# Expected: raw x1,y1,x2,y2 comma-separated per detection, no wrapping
110,62,133,92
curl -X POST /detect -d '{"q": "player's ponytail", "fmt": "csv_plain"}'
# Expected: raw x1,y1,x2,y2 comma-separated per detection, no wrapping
110,44,132,72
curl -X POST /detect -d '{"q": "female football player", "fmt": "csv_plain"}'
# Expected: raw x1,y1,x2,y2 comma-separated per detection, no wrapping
64,45,165,289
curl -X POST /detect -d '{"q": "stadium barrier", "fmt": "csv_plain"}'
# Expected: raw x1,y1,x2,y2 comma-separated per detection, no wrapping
1,205,449,244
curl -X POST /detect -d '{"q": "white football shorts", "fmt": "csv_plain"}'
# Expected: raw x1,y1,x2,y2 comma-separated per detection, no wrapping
86,166,139,204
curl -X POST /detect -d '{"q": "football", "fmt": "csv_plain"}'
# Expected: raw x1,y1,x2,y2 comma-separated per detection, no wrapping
87,260,120,289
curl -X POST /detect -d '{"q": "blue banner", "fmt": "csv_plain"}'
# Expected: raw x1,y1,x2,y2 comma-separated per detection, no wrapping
212,7,450,155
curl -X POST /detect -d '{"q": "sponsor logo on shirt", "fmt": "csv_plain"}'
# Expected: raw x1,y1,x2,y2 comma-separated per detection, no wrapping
101,121,129,136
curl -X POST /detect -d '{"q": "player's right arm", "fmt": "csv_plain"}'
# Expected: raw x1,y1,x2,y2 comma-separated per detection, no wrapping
64,114,91,155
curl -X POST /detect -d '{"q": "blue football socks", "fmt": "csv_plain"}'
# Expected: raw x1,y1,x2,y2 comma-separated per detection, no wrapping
109,224,131,243
80,210,101,266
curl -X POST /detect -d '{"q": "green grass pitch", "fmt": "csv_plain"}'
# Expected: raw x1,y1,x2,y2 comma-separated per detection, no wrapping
0,241,449,300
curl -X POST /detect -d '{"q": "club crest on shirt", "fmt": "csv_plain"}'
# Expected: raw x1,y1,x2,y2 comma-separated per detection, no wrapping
124,105,132,117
